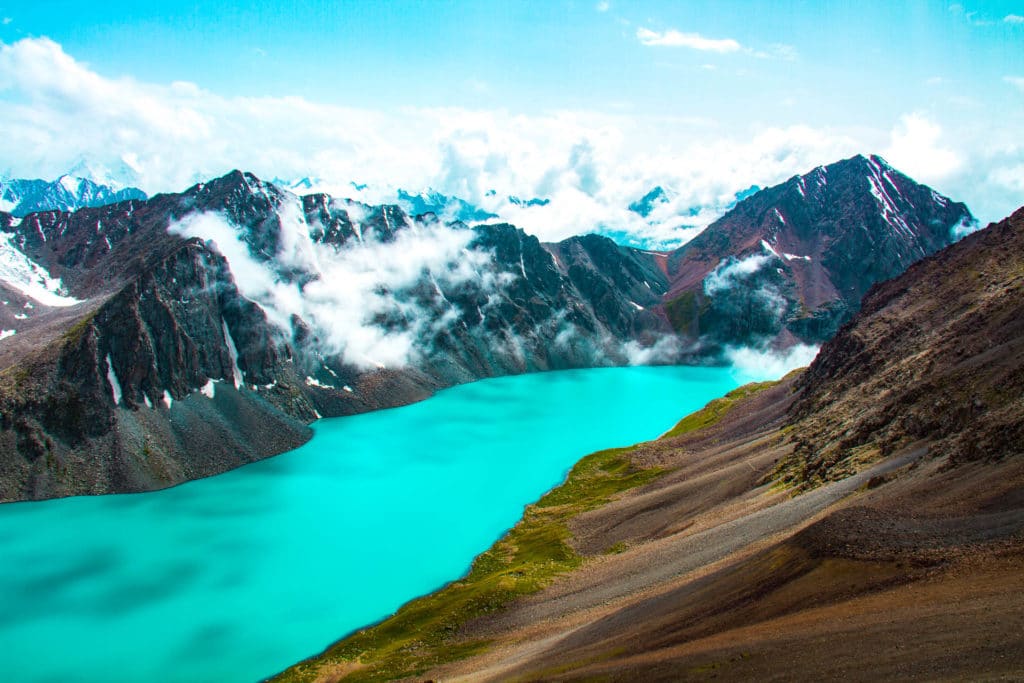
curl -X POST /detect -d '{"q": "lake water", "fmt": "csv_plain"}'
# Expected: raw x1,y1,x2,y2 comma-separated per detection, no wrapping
0,365,752,682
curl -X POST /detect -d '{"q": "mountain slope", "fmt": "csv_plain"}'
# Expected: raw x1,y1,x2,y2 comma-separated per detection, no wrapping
779,204,1024,488
275,205,1024,682
0,175,147,217
663,154,974,347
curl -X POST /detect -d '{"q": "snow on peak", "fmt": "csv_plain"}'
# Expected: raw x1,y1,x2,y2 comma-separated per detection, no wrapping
58,175,83,194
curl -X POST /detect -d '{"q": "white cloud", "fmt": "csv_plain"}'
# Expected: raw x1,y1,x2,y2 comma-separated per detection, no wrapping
883,113,961,182
636,27,741,53
170,202,500,369
726,344,819,382
1005,76,1024,92
703,252,774,295
622,335,682,365
1004,14,1024,23
596,1,610,12
2,36,1017,242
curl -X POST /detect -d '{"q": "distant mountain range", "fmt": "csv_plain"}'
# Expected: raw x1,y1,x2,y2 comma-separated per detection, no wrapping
0,175,147,217
0,154,975,501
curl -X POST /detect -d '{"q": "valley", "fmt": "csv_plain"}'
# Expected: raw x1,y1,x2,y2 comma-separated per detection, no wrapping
276,207,1024,682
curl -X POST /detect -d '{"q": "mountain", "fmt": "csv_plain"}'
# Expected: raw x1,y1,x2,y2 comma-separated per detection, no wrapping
0,157,971,501
395,188,497,222
276,205,1024,683
0,175,147,217
0,171,670,501
628,185,674,218
780,204,1024,488
662,154,975,349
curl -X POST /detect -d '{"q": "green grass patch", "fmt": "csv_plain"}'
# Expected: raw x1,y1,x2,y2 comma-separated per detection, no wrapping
662,380,778,439
664,290,702,332
273,447,664,683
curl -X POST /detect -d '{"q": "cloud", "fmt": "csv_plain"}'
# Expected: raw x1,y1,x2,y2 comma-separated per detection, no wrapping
622,335,683,365
636,28,741,53
595,1,610,12
883,113,961,182
2,36,1018,241
703,251,775,295
170,202,500,369
1005,76,1024,92
726,344,819,382
1004,14,1024,23
0,38,875,246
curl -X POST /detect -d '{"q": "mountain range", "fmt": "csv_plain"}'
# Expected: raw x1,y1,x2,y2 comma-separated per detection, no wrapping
273,205,1024,683
0,175,147,217
0,154,974,501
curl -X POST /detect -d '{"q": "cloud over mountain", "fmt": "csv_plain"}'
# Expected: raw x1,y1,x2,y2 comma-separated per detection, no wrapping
0,37,1019,241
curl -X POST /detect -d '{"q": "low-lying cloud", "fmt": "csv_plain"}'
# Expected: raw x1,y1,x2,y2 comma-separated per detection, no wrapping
726,343,820,382
170,204,498,369
1,36,1019,245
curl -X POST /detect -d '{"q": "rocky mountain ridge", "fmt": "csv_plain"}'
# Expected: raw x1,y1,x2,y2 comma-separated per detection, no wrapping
0,156,975,501
0,171,671,501
0,175,147,217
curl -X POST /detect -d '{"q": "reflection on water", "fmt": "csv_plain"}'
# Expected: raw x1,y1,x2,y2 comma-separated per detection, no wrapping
0,366,745,682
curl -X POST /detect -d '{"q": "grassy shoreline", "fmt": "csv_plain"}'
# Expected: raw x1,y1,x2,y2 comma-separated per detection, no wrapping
273,380,779,683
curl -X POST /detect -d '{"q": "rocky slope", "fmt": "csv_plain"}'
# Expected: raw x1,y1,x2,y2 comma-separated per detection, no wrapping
779,204,1024,488
275,204,1024,682
663,154,974,349
0,171,670,501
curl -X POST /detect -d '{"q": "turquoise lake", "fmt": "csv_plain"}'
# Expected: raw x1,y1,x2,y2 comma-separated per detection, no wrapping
0,365,755,682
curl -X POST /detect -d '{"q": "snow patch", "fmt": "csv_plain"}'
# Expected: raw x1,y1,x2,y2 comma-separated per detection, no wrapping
222,319,244,389
0,233,82,307
105,354,123,406
200,379,216,399
0,329,15,340
760,239,780,258
343,385,354,393
162,390,173,409
143,394,152,409
305,376,337,389
783,252,811,262
629,301,644,311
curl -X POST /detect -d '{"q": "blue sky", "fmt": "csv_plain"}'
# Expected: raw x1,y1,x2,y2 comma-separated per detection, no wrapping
0,1,1021,240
